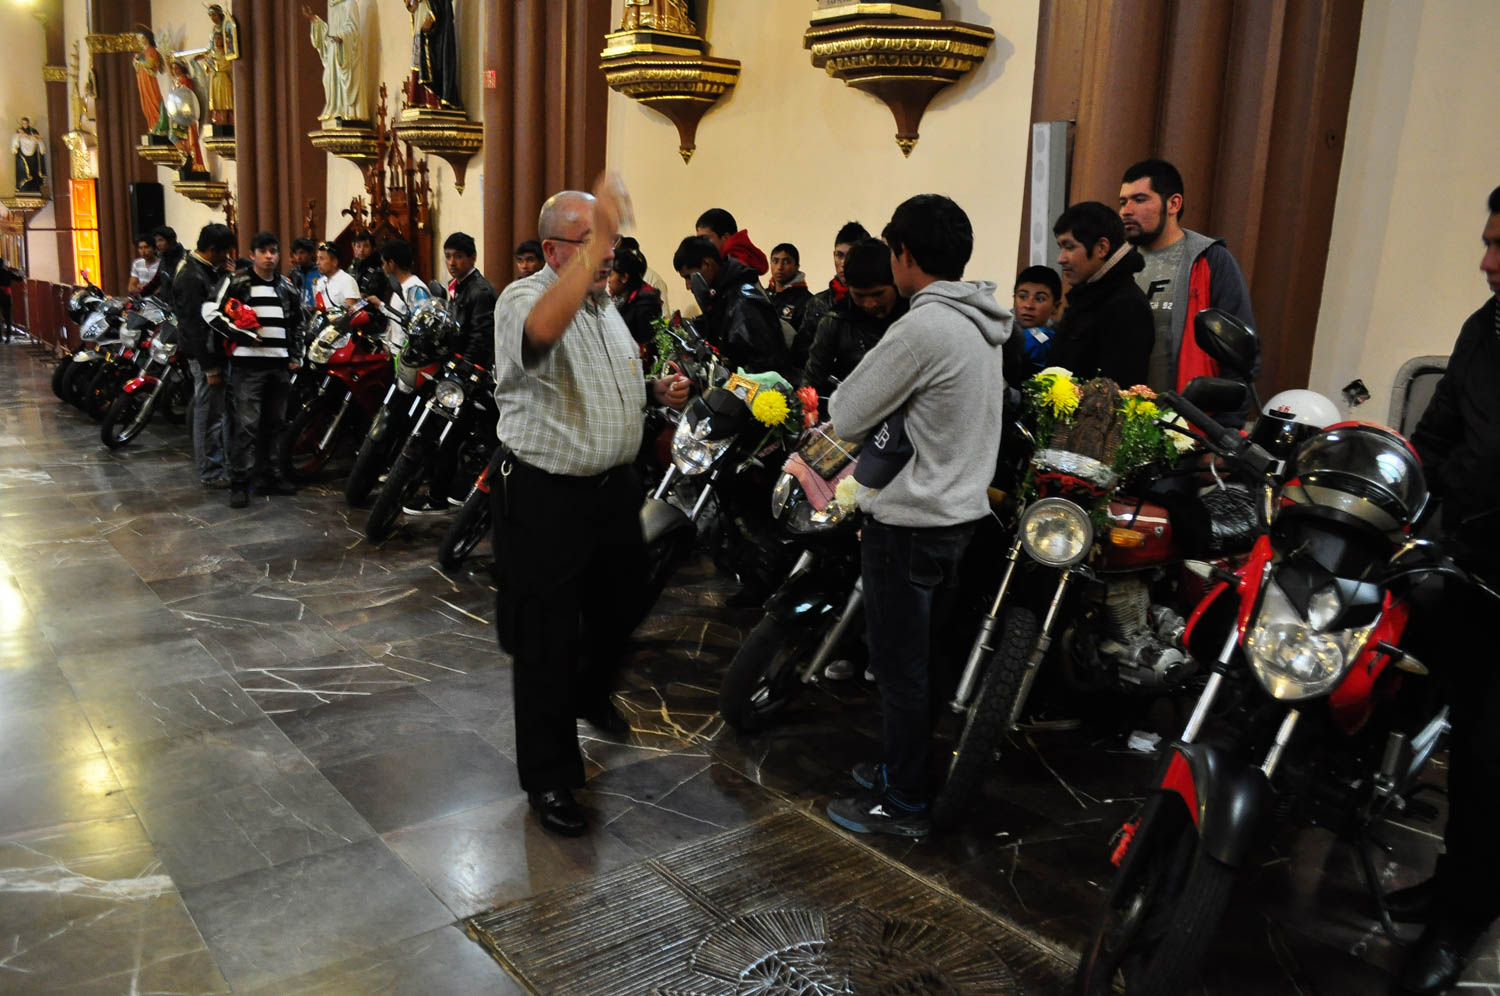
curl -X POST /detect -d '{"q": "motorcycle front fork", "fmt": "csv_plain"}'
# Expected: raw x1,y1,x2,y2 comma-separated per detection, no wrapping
798,578,864,684
1177,620,1300,780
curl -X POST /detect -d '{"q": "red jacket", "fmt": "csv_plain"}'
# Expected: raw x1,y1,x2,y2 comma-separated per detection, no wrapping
1175,256,1216,390
719,230,768,276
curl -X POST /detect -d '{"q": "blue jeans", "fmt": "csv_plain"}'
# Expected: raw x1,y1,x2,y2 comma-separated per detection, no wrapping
189,360,228,483
860,517,977,800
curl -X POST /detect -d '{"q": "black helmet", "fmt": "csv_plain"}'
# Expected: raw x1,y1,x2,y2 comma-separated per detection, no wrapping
1280,423,1427,536
66,287,102,324
399,300,460,367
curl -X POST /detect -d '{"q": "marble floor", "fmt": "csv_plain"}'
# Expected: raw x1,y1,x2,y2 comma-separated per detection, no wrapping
1,339,1496,994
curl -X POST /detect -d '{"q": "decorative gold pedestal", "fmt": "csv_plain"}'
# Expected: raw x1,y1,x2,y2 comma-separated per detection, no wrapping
393,108,482,194
0,193,49,219
137,139,185,168
174,178,229,208
202,125,236,162
804,17,994,157
309,124,379,167
600,29,739,164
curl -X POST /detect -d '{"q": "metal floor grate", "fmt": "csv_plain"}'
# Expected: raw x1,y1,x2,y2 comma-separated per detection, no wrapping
467,809,1074,994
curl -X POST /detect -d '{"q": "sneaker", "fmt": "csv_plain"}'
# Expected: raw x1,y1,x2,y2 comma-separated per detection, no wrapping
824,659,855,680
229,486,249,509
827,790,931,838
851,761,886,792
401,494,448,516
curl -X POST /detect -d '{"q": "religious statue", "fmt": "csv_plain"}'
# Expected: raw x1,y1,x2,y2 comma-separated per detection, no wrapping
619,0,697,34
196,32,235,126
405,0,460,110
133,28,171,138
11,118,46,194
207,5,241,61
303,0,368,125
166,59,208,173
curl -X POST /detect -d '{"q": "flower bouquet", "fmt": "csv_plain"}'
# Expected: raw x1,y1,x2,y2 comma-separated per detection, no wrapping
1020,368,1192,485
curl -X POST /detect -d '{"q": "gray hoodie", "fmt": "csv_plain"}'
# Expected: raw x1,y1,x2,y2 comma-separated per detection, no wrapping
829,280,1012,528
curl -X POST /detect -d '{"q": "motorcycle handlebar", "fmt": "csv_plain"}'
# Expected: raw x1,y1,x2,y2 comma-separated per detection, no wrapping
1160,390,1277,479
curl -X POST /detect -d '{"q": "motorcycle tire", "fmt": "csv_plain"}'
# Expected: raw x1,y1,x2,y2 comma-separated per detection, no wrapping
930,606,1039,829
61,358,95,408
437,485,491,570
100,390,152,448
1074,795,1235,996
50,356,72,400
161,375,191,424
718,613,820,732
345,425,400,508
84,364,126,420
277,394,342,483
365,436,427,543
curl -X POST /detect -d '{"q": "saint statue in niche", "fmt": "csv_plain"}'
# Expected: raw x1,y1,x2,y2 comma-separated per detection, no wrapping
619,0,697,35
133,28,172,139
165,58,208,174
207,5,240,61
11,118,46,194
197,32,235,126
303,0,369,125
405,0,461,111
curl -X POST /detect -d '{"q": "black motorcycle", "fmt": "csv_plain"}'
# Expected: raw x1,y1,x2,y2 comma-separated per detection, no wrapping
345,301,445,507
99,313,191,447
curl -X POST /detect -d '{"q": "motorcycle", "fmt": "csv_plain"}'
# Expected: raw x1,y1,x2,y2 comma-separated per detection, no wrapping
1073,385,1471,994
78,297,172,420
364,345,496,543
437,444,506,571
99,310,191,447
59,290,129,410
344,301,445,508
927,309,1265,828
52,283,111,400
275,303,392,483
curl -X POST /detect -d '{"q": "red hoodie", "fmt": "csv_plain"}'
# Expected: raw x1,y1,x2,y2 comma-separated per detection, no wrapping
719,230,768,276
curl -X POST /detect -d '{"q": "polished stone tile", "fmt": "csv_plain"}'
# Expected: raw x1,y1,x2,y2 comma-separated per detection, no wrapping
132,769,375,890
193,617,361,673
0,753,133,835
77,672,264,751
0,657,74,715
320,731,522,834
54,633,224,693
41,608,200,657
0,814,166,934
180,836,452,992
108,718,317,810
384,793,642,919
272,687,468,768
244,924,524,995
0,698,103,773
416,666,516,754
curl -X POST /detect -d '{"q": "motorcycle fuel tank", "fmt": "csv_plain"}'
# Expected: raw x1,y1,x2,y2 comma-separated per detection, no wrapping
1097,499,1174,569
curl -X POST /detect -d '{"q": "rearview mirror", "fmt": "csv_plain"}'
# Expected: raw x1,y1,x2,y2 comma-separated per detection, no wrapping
1193,309,1259,381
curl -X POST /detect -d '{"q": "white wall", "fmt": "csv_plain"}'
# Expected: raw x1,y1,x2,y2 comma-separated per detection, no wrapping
1310,0,1500,424
322,0,486,278
0,4,58,282
605,0,1039,296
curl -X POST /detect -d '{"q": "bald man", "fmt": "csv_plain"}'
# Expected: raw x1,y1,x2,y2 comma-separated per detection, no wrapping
490,178,689,837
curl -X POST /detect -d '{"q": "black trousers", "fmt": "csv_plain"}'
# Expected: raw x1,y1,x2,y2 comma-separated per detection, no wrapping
228,362,291,487
860,517,977,800
491,458,645,793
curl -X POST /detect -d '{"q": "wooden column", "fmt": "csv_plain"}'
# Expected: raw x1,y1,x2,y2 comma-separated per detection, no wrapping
40,0,74,283
90,0,155,294
482,5,516,274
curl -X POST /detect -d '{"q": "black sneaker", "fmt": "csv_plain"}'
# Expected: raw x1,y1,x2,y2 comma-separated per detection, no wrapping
826,789,931,838
851,761,886,792
229,486,249,509
401,494,448,516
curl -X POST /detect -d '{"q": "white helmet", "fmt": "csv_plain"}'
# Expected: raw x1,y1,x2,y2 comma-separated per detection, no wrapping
1251,389,1341,466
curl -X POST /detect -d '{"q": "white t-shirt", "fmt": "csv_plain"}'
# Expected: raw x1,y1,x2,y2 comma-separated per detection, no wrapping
130,257,160,288
387,273,433,315
314,269,360,311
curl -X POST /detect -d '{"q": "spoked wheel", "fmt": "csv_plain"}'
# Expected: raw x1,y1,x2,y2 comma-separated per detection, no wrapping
100,390,153,448
930,606,1038,829
277,393,343,483
718,614,820,732
1075,795,1236,995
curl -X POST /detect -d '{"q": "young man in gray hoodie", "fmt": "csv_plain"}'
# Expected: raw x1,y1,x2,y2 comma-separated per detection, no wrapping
826,194,1012,837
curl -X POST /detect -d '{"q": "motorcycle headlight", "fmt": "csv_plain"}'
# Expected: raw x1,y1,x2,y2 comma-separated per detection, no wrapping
1244,580,1374,701
1019,498,1093,567
671,414,730,476
80,314,107,340
770,472,796,518
119,327,140,349
306,340,334,364
434,380,466,411
150,339,177,363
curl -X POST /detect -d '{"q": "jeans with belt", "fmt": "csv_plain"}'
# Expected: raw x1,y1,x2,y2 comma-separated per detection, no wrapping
859,516,977,801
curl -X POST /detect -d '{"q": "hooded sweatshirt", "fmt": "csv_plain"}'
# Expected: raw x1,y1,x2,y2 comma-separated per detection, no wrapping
719,229,769,276
829,280,1012,528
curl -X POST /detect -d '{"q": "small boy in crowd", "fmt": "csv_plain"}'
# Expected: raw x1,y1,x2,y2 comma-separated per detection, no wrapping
1012,265,1061,376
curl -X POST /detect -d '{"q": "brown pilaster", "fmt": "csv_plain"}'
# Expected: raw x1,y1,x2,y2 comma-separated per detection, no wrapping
91,0,155,294
482,4,516,274
40,0,73,282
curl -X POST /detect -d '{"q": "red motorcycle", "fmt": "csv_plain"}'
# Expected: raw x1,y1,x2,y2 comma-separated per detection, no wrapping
1073,389,1472,995
276,302,392,482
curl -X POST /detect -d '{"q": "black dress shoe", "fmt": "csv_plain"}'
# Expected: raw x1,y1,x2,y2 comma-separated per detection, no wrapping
1383,878,1437,924
580,699,630,739
528,789,587,837
1398,923,1481,994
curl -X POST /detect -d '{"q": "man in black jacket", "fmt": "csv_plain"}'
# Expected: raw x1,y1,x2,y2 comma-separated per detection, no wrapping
801,237,908,417
214,231,306,507
768,242,813,334
672,235,790,378
1395,185,1500,996
153,226,186,298
794,220,870,369
1047,201,1154,387
171,223,236,486
443,231,496,369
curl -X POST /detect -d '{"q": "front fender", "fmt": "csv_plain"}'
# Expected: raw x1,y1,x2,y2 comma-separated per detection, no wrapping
1155,741,1269,868
641,496,692,548
122,375,160,394
762,561,847,623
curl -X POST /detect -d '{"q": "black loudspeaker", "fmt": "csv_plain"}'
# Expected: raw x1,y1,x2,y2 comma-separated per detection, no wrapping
128,182,165,240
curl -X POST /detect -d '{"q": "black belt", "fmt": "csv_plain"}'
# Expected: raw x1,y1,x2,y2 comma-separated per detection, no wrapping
499,445,624,489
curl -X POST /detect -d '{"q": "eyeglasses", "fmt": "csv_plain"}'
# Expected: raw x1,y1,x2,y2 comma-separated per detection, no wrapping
544,234,623,249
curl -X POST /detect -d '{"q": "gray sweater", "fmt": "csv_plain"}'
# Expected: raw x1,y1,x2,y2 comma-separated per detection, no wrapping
829,279,1011,528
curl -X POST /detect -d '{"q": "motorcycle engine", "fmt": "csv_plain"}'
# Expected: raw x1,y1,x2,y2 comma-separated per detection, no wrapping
1095,577,1191,689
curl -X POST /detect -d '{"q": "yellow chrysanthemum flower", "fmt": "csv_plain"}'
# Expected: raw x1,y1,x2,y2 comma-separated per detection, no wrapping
751,389,790,427
1045,377,1080,416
